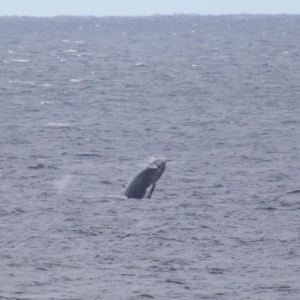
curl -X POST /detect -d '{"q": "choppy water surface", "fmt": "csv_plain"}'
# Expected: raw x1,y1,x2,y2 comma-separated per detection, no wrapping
1,15,300,299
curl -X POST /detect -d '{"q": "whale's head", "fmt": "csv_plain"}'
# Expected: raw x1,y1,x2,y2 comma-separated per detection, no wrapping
148,158,166,182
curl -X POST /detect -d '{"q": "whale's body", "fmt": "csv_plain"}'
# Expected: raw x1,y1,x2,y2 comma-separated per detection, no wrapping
123,158,166,199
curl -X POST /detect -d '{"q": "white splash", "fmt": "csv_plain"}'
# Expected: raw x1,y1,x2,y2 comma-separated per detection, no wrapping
53,175,73,191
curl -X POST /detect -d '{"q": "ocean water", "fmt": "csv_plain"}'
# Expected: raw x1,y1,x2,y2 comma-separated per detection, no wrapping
1,15,300,299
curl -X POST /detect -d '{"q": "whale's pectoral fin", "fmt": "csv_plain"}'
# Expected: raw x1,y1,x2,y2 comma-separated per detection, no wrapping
145,183,156,199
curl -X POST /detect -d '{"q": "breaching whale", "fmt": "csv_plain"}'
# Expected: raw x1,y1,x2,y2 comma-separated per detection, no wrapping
123,158,166,199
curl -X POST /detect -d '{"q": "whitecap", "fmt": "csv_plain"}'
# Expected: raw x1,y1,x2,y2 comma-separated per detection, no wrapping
9,80,34,84
64,49,77,53
47,123,70,127
11,59,29,62
85,137,98,141
69,79,82,82
135,62,149,67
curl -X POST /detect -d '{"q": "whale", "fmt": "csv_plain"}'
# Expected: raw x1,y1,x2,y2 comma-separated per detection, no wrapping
123,158,166,199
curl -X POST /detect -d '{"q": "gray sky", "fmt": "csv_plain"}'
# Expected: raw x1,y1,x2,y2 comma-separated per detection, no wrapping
1,0,300,17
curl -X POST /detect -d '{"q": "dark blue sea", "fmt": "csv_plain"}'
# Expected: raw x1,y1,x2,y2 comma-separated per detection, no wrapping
1,15,300,299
